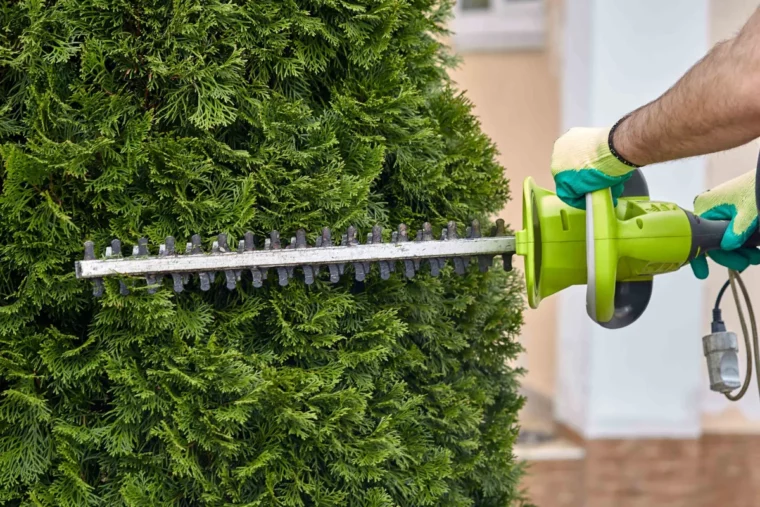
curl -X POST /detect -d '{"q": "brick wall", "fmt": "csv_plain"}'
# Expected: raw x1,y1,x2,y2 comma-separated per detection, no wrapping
519,434,760,507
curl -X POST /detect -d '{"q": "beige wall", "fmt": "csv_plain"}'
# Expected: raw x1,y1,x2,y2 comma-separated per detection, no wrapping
701,0,760,434
449,0,760,433
447,15,561,401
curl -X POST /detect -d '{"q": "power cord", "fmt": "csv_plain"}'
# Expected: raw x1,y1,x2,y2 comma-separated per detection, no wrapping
708,269,760,402
706,147,760,401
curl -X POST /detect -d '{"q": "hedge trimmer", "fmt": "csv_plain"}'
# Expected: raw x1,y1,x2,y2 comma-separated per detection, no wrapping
76,164,760,402
75,168,758,327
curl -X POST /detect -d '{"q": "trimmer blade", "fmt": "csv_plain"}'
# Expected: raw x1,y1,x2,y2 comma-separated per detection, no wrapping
75,220,516,296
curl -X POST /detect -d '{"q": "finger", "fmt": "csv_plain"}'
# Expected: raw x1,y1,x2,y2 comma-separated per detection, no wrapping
699,205,733,222
554,178,587,210
689,254,709,280
744,246,760,266
555,192,586,210
708,250,751,272
721,213,757,251
610,181,627,207
697,206,757,252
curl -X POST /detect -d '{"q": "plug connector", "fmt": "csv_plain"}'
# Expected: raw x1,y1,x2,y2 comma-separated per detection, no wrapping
703,328,741,393
712,308,726,333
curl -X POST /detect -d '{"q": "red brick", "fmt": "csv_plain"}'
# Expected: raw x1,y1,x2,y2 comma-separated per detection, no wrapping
519,434,760,507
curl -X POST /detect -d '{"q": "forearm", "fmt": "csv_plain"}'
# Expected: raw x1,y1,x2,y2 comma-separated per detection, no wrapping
613,8,760,167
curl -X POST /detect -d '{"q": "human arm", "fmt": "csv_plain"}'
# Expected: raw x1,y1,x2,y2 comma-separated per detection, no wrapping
552,7,760,209
613,6,760,166
551,7,760,276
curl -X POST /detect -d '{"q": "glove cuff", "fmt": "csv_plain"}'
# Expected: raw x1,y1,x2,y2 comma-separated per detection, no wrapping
608,114,642,169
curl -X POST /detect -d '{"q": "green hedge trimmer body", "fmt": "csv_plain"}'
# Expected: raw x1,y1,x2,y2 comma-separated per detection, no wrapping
75,170,755,329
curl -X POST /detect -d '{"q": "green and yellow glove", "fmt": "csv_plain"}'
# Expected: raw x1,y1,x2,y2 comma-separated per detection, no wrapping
551,126,640,209
690,170,760,279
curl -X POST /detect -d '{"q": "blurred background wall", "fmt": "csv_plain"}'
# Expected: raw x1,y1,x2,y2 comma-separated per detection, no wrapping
446,0,760,505
702,0,760,435
448,0,562,414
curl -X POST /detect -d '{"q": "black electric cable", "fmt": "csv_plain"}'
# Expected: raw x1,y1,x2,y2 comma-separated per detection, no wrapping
714,279,730,309
713,278,731,337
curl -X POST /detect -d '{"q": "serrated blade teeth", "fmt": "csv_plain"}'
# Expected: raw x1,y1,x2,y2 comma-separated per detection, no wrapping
337,229,347,277
413,229,422,271
224,271,237,290
138,238,156,292
138,238,149,256
217,234,237,290
422,222,441,277
373,225,391,280
438,229,449,271
321,227,333,246
495,218,506,236
346,226,366,282
269,230,289,286
469,220,492,272
78,219,515,296
296,229,315,285
191,234,202,253
165,236,176,255
244,231,265,287
493,218,513,271
149,239,167,294
296,230,307,248
217,234,228,252
189,235,211,291
396,223,415,279
446,222,466,274
363,233,372,275
105,239,129,295
319,227,341,283
422,222,433,241
164,236,185,292
84,241,104,297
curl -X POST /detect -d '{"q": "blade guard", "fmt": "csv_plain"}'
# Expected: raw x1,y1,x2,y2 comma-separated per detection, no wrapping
518,170,658,329
585,170,653,328
518,177,589,311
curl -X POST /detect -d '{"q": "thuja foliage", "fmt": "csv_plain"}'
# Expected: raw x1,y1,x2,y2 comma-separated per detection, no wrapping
0,0,527,505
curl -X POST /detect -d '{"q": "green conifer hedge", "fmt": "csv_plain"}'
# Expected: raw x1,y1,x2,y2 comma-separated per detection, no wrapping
0,0,526,505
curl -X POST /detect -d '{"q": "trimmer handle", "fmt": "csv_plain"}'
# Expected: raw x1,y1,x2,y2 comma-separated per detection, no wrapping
689,147,760,255
585,189,617,323
587,148,760,326
688,214,760,257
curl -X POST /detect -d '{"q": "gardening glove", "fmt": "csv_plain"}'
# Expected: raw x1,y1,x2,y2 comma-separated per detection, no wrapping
551,126,640,209
689,169,760,279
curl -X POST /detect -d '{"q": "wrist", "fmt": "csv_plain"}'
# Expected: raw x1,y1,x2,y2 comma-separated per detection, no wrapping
609,115,646,168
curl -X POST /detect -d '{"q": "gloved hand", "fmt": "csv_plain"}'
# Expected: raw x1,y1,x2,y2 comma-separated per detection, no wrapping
690,170,760,279
551,126,640,209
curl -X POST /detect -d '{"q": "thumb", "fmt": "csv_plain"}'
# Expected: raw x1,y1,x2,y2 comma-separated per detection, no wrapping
721,212,758,251
689,254,709,280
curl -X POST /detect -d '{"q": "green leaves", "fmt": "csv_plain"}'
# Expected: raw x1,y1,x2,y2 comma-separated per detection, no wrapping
0,0,524,505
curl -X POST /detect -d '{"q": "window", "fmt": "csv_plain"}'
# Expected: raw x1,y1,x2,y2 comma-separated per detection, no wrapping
451,0,546,52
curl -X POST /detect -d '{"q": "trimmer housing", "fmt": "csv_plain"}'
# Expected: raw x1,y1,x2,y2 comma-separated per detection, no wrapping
515,170,759,328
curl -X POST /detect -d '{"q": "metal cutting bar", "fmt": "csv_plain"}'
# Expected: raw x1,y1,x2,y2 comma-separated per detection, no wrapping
75,236,516,280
